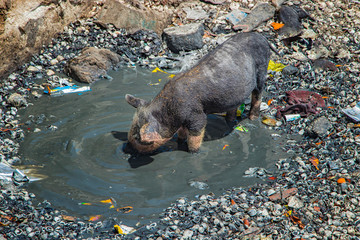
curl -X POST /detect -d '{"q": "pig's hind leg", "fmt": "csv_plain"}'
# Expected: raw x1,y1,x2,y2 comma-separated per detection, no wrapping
249,67,267,120
249,89,262,120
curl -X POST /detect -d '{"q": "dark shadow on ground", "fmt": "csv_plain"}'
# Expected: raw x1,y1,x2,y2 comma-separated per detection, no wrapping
111,114,240,168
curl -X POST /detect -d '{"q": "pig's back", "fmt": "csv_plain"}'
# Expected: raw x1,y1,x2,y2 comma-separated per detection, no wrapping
174,32,270,114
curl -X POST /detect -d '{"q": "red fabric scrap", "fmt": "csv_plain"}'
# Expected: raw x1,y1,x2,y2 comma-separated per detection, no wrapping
276,90,326,119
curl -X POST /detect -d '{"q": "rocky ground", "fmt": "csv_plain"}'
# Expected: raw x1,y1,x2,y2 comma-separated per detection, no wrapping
1,0,360,239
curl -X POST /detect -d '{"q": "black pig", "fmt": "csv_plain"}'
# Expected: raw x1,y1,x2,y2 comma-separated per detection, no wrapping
126,32,270,153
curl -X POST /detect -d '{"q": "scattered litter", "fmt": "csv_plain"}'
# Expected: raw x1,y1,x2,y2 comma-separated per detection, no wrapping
79,198,116,208
189,180,209,190
222,144,229,150
284,114,301,121
235,125,248,132
260,102,270,111
48,125,58,131
342,102,360,122
268,60,286,72
149,79,162,86
80,202,92,206
271,22,285,30
337,177,346,184
309,156,319,170
216,104,245,117
276,90,326,119
116,206,133,213
271,133,281,139
152,67,175,78
12,169,30,185
238,103,245,116
225,10,247,26
89,215,101,221
100,199,113,204
262,116,281,127
114,224,136,235
150,67,175,85
0,162,31,185
44,85,91,96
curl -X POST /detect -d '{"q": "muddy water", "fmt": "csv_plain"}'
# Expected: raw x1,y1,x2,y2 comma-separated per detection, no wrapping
19,67,287,225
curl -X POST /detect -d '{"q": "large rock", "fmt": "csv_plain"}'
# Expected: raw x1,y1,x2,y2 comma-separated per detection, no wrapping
0,0,172,78
95,0,171,35
64,47,122,83
0,0,97,78
233,3,275,32
163,23,204,53
278,6,302,38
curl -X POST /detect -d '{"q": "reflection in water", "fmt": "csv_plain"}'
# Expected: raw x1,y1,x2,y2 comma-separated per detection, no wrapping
18,67,287,225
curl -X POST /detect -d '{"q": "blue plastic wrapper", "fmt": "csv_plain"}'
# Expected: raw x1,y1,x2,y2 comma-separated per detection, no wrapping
44,85,91,96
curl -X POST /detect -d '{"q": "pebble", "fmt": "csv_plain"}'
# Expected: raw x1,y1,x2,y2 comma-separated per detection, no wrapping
7,93,27,107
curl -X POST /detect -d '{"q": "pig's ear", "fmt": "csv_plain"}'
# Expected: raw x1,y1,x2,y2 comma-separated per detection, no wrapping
125,94,147,108
140,123,162,142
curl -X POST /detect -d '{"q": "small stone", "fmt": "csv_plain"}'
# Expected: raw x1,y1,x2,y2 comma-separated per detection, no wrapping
287,196,304,209
183,7,208,20
46,69,56,76
301,29,318,39
307,116,332,138
7,93,27,107
282,65,299,76
27,65,41,72
50,59,59,65
31,91,42,98
272,0,286,9
182,229,193,239
248,208,257,217
313,59,337,71
56,55,65,61
269,188,298,201
201,0,226,4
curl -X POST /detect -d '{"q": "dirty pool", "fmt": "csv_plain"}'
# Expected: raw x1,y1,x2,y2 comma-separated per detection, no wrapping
19,67,288,225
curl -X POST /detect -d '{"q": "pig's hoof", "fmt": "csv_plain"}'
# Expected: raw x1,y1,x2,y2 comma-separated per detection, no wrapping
249,114,259,120
188,147,200,154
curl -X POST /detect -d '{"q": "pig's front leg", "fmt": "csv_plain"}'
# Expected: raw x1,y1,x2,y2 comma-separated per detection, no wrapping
177,125,205,153
187,128,205,153
186,114,207,153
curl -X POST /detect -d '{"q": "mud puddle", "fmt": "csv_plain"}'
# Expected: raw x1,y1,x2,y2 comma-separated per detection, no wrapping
18,67,289,225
